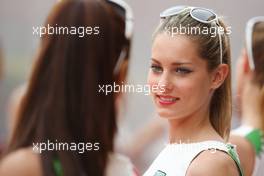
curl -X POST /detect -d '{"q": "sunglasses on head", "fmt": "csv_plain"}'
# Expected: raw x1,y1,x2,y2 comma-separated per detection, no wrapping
160,5,223,64
107,0,134,75
107,0,133,39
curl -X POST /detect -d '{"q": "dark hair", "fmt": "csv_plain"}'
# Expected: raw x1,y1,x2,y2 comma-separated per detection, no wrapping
6,0,130,175
252,22,264,86
0,41,3,156
252,22,264,130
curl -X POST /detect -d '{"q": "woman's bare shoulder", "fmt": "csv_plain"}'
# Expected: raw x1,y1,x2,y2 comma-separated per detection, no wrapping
0,148,42,176
186,150,240,176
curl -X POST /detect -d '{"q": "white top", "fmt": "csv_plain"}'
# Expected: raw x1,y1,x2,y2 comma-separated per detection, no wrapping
143,140,238,176
106,153,136,176
232,125,264,176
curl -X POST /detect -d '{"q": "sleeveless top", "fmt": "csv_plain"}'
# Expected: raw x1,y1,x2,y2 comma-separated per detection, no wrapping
232,125,264,176
143,140,243,176
53,153,137,176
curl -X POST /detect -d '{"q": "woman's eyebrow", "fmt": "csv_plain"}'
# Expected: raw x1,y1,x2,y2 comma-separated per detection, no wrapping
171,62,192,66
151,58,161,64
151,58,192,66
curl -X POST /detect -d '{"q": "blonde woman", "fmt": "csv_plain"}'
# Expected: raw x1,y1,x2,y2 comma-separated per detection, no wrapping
144,6,243,176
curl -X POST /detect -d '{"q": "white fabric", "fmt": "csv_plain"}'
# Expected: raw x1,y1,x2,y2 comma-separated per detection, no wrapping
106,153,135,176
232,125,255,136
143,140,230,176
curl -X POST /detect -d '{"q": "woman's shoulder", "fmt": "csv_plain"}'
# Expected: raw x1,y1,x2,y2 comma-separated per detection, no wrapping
0,147,42,176
186,149,240,176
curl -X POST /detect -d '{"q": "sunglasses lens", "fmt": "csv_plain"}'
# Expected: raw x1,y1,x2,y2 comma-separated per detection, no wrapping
160,5,187,18
191,8,216,22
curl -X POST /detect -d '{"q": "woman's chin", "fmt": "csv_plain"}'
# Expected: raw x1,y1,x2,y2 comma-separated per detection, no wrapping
157,110,178,119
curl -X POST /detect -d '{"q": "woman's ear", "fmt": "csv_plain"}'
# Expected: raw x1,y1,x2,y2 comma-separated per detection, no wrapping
211,64,229,89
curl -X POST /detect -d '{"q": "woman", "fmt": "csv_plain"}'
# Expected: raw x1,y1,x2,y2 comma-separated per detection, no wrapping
144,6,243,176
0,41,4,158
230,17,264,176
0,0,136,175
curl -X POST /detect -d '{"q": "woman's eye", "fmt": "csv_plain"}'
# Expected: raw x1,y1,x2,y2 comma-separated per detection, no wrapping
151,65,163,73
175,68,192,74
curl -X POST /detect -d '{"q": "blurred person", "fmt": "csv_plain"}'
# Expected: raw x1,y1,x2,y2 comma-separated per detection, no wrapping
144,6,243,176
0,41,3,80
230,17,264,176
0,0,137,176
6,84,27,137
0,41,4,157
116,116,167,173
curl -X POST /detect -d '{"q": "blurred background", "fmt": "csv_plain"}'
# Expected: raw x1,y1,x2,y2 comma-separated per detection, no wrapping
0,0,263,173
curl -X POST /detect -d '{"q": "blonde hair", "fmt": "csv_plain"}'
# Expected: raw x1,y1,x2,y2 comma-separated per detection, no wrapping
153,9,232,140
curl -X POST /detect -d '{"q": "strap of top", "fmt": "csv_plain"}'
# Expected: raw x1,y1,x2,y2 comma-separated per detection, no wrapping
53,158,63,176
226,144,244,176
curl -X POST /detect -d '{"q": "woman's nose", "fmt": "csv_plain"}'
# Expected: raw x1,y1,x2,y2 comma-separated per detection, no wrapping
158,73,173,93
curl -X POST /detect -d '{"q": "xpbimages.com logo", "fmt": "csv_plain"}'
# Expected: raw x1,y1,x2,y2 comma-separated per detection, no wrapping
32,24,100,37
98,82,166,95
32,140,100,154
164,24,232,37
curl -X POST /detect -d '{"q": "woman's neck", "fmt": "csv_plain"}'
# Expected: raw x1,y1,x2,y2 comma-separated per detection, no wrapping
241,81,263,129
168,108,223,144
241,110,262,129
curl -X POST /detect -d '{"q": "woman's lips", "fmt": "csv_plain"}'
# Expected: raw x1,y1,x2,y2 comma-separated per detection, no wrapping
156,95,180,105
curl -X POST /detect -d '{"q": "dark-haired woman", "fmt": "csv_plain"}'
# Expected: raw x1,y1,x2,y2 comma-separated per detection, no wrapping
0,0,136,175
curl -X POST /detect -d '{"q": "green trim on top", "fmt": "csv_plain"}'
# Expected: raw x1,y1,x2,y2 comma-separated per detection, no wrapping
154,170,167,176
53,158,63,176
245,128,264,155
226,144,244,176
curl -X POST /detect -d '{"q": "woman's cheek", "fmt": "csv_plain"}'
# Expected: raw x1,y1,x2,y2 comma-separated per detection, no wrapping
176,79,191,90
176,80,196,99
147,73,159,95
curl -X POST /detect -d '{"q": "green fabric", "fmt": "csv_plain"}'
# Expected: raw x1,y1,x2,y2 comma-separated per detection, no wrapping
226,144,244,176
53,158,63,176
154,170,167,176
245,128,264,155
